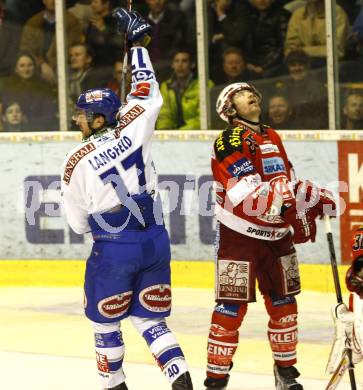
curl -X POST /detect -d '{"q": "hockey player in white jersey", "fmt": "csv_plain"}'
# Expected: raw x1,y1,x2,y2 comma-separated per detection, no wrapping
61,8,193,390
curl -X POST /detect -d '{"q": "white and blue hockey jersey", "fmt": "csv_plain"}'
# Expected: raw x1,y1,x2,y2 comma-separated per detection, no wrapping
61,47,163,234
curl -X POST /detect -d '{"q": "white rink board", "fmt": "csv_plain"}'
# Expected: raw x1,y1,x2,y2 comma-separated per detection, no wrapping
0,133,341,262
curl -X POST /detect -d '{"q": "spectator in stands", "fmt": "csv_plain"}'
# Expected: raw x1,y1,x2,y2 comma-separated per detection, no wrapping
106,59,123,97
339,5,363,81
1,101,27,132
244,0,291,77
208,0,250,81
157,49,214,130
213,47,260,85
0,52,58,131
346,6,363,60
342,92,363,130
85,0,123,67
5,0,44,24
285,0,349,68
20,0,82,84
274,49,328,128
68,0,92,33
145,0,188,81
0,0,22,78
283,0,306,13
106,59,132,98
69,43,109,103
338,0,361,25
266,94,295,129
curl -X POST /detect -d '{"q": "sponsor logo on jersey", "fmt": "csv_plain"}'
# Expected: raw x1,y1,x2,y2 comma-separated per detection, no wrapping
97,291,133,318
269,330,297,344
271,295,296,307
96,135,112,143
214,303,239,317
143,322,171,345
278,314,298,323
217,260,250,301
139,284,172,312
207,343,236,357
246,226,285,239
262,157,286,175
114,104,145,137
228,127,243,147
63,142,96,184
215,133,225,152
227,157,255,178
96,352,110,373
260,143,279,154
279,252,300,295
244,133,258,154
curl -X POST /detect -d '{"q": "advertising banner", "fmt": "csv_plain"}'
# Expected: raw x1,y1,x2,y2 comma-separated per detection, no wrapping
0,131,358,263
338,141,363,263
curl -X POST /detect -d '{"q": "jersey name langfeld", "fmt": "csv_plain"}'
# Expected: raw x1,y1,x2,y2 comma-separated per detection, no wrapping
88,136,132,171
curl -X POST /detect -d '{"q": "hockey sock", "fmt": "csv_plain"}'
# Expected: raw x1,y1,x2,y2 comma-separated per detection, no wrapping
264,295,298,367
130,316,189,384
92,321,126,389
206,302,247,379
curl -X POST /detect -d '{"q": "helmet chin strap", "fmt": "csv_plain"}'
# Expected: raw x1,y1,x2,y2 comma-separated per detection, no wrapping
234,115,260,126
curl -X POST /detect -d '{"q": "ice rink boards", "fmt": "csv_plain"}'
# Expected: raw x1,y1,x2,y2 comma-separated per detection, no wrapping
0,261,361,389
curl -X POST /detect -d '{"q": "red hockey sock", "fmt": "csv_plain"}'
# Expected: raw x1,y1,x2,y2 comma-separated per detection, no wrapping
206,303,247,378
264,295,298,367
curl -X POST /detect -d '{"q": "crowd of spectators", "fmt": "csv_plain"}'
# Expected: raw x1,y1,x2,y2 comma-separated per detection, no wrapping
0,0,363,131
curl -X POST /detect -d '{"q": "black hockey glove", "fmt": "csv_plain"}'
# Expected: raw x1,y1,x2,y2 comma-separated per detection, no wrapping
112,7,152,46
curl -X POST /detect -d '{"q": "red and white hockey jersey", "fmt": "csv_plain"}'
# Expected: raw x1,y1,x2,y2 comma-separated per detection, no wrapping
212,122,295,240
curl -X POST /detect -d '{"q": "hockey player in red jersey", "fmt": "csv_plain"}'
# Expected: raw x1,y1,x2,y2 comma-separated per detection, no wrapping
204,82,336,390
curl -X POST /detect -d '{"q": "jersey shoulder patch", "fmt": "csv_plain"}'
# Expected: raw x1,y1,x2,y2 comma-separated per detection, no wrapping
214,126,247,161
63,142,96,184
114,104,145,138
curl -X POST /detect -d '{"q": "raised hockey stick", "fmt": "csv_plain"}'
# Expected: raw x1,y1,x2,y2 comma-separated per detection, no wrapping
324,215,357,390
121,0,132,102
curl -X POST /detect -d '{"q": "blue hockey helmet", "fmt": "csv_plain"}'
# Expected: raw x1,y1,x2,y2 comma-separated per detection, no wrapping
75,88,121,126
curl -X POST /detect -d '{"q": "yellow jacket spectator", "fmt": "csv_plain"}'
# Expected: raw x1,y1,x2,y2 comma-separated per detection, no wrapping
285,0,349,63
157,50,214,130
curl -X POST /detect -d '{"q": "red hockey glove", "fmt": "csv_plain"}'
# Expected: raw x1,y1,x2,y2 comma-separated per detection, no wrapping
346,256,363,298
281,204,317,244
294,180,337,218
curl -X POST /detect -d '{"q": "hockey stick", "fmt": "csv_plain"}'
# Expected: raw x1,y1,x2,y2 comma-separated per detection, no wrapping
325,349,350,390
121,0,132,102
324,215,357,390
